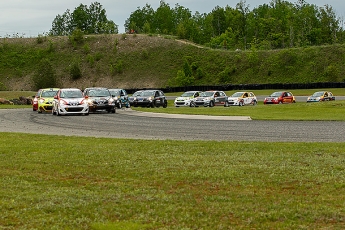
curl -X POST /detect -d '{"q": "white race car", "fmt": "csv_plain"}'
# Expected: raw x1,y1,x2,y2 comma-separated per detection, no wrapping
227,92,257,106
174,91,201,107
52,88,89,116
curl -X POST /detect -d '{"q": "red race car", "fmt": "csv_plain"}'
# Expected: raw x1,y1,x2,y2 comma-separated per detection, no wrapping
264,91,296,104
32,89,42,111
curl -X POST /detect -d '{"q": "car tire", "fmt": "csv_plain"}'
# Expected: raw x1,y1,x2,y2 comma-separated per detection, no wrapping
150,102,155,108
163,100,167,108
190,101,195,107
224,101,229,107
117,103,122,109
239,100,244,106
253,100,257,105
279,101,283,104
209,101,214,107
52,108,56,115
155,100,160,108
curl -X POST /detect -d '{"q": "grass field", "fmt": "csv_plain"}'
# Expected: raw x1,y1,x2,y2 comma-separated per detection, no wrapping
1,133,345,229
1,90,345,228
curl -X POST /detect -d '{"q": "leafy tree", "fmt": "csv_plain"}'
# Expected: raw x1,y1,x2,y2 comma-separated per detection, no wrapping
50,2,118,36
124,4,155,33
153,1,174,34
211,6,227,36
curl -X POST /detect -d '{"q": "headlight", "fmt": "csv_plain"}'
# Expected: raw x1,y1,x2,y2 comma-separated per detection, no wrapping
39,98,45,103
59,100,67,105
148,97,152,101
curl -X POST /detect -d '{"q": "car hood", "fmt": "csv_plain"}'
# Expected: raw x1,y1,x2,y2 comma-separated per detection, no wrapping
228,97,242,100
175,96,192,100
62,98,85,103
88,96,111,101
308,96,321,99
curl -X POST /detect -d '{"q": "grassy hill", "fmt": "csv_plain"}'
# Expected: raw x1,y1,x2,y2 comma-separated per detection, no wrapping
1,33,345,91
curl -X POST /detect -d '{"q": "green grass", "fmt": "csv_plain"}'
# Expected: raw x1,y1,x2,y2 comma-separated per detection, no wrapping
134,100,345,121
165,88,345,97
1,133,345,229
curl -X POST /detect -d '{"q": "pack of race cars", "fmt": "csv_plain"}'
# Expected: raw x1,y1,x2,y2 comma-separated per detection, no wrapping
32,87,336,114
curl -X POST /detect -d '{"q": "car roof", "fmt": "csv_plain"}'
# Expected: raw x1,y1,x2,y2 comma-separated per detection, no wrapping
60,88,82,91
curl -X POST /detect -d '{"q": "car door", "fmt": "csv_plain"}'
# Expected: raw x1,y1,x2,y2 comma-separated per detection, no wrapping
242,92,250,105
154,90,164,105
284,92,293,103
213,91,225,105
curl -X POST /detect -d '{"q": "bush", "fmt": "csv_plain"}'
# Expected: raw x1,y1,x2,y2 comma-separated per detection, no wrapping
69,29,85,46
32,59,57,90
70,61,82,80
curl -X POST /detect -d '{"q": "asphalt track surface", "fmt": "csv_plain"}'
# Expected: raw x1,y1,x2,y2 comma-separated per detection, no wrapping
1,108,345,142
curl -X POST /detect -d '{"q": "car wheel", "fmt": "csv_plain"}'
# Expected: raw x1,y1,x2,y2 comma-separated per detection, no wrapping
52,107,56,115
150,102,155,108
253,100,257,106
117,103,122,109
163,100,167,108
209,101,214,107
224,101,229,107
155,101,161,108
190,101,195,107
239,100,244,106
279,101,283,104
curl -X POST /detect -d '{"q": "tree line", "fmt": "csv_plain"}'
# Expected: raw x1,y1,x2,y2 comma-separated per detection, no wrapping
50,0,344,50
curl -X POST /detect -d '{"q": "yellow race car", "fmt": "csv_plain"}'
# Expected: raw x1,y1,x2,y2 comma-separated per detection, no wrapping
37,88,60,113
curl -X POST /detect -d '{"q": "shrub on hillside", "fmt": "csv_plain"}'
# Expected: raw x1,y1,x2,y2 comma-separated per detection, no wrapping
32,59,57,90
70,61,82,80
69,29,85,46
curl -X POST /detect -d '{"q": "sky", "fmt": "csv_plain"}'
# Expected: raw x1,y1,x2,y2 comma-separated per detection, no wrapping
1,0,344,37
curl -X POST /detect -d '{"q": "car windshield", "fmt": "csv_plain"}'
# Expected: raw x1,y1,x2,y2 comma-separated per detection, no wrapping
142,91,155,97
60,90,83,98
312,92,324,97
200,92,214,97
181,92,195,97
231,92,244,97
270,92,282,97
132,91,142,97
109,89,121,96
87,89,110,97
41,90,58,97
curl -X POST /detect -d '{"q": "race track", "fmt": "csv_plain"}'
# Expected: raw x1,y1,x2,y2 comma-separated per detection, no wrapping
0,108,344,142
